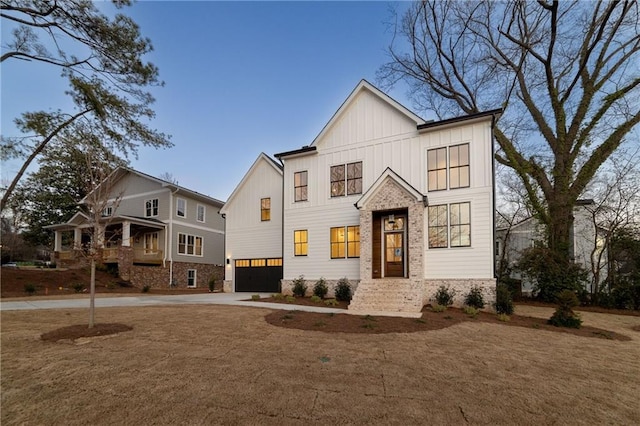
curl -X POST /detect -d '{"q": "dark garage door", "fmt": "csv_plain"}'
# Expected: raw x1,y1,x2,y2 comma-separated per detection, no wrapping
235,258,282,292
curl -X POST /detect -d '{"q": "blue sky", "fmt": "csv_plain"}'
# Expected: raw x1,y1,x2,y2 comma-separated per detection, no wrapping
2,1,422,201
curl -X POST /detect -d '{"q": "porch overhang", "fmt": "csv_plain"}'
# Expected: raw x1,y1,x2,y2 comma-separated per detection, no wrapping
355,168,426,210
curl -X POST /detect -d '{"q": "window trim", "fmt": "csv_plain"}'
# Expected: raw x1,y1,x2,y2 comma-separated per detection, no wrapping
196,204,206,223
427,147,447,192
449,143,470,189
145,198,159,217
293,229,308,256
187,269,197,288
330,225,360,259
177,232,204,257
176,198,186,218
330,161,363,197
449,202,471,247
294,171,308,202
102,206,113,217
261,197,271,221
428,204,449,249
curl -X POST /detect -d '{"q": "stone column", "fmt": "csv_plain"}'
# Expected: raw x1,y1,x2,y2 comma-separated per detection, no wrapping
118,246,133,281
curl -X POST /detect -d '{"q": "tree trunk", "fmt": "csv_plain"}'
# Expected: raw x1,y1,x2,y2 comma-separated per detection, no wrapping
89,258,96,328
547,199,574,261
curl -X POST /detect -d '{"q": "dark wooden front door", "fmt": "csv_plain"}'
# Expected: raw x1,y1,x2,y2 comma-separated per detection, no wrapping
372,210,408,278
385,232,404,277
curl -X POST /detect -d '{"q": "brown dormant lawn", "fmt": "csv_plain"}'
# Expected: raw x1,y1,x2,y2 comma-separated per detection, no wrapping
2,304,639,425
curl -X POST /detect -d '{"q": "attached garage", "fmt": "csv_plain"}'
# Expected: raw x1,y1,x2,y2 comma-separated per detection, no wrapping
234,258,282,292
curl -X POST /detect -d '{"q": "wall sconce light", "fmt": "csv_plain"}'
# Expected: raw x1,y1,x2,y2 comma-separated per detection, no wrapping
388,214,395,225
226,258,230,265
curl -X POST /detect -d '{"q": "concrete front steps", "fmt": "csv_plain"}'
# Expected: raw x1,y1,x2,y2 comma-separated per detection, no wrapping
348,279,425,318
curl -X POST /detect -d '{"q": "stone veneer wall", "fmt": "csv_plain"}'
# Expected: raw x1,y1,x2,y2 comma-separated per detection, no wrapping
423,278,496,310
280,278,360,298
129,262,223,289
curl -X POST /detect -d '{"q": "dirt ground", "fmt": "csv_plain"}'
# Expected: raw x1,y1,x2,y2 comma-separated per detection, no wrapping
0,267,211,298
2,304,639,425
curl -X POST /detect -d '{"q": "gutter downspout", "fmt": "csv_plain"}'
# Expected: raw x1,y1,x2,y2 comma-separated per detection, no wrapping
167,187,179,286
279,159,285,293
491,113,498,281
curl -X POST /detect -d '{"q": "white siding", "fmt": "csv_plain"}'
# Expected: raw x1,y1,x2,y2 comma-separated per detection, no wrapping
222,157,283,282
283,109,496,281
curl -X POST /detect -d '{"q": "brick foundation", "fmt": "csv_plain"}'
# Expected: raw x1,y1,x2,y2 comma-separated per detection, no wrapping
129,262,224,289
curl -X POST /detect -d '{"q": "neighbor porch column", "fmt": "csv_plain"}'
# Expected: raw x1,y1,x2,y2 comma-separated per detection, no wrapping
122,221,131,246
54,230,63,252
73,228,82,250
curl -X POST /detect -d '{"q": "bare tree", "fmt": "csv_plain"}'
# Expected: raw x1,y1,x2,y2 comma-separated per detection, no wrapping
158,172,178,185
76,139,124,328
580,148,640,298
1,0,172,212
379,0,640,261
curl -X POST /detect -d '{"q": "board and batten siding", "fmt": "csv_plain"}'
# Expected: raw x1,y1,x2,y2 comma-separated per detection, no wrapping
282,99,495,281
221,156,283,282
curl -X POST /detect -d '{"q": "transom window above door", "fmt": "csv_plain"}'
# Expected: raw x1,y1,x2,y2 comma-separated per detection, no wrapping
330,161,362,197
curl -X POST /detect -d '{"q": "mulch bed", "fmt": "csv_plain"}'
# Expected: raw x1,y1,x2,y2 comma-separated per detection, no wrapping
516,299,640,317
254,295,350,309
41,323,133,342
264,306,631,340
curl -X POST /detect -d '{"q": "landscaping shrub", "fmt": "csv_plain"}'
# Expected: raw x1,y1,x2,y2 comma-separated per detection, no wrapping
251,294,260,301
610,277,640,310
324,299,338,307
142,285,150,293
434,285,456,307
286,295,296,303
431,304,446,312
24,283,36,295
272,293,284,300
292,275,307,297
464,285,485,309
313,277,328,299
495,284,514,315
310,295,322,303
517,246,588,302
72,283,85,293
334,277,352,302
208,279,215,292
548,290,582,328
497,313,510,322
462,306,479,317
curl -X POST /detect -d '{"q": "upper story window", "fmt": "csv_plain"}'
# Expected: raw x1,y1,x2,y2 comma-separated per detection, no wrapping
427,143,470,191
176,198,186,217
331,161,362,197
197,204,205,222
294,171,308,202
145,198,159,217
261,198,271,221
427,148,447,191
102,206,113,217
449,144,470,189
294,230,308,256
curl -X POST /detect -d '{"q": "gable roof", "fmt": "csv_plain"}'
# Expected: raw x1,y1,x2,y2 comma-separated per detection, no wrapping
82,166,225,207
311,79,426,147
355,168,426,210
275,80,426,160
220,153,282,215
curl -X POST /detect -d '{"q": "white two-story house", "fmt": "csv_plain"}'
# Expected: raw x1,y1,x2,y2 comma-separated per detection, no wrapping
223,80,501,314
47,167,225,289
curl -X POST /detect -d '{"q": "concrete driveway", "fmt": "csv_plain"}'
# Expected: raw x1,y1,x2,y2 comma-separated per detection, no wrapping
0,293,346,314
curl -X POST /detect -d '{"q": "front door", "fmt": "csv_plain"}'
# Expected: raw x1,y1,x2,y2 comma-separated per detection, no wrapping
384,213,406,277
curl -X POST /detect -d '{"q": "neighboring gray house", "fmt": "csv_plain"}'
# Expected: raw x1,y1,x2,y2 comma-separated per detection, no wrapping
46,167,225,289
496,200,608,294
